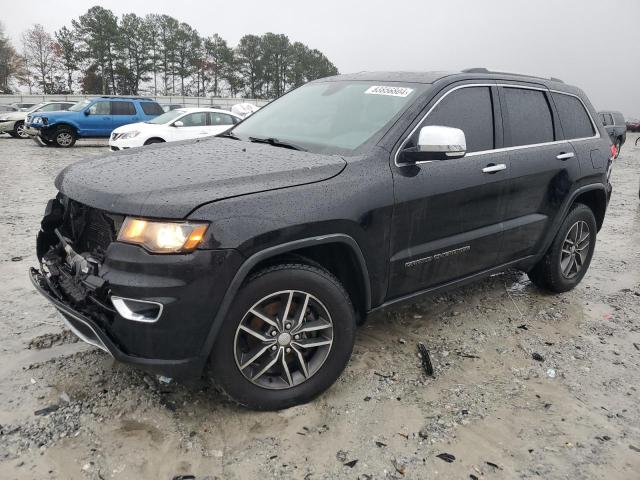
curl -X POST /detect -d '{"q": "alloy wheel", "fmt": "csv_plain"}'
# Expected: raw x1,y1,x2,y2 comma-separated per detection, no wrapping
57,132,73,147
16,123,28,139
560,220,590,279
234,290,334,390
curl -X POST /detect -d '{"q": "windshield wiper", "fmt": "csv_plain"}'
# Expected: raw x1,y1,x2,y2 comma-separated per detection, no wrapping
219,130,240,140
249,136,306,151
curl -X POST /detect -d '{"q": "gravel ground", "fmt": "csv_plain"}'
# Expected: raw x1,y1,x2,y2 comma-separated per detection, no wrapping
0,134,639,480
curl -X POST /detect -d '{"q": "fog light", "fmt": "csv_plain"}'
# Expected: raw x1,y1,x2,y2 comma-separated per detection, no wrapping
111,296,163,323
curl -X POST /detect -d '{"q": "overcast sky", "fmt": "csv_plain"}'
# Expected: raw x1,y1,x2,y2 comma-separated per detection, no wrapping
3,0,639,117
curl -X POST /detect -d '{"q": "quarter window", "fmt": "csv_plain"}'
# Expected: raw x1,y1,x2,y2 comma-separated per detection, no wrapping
140,102,164,116
551,93,595,140
111,102,136,115
503,88,554,147
416,86,495,153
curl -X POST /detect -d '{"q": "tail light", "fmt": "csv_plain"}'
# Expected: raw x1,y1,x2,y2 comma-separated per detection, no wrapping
610,143,617,159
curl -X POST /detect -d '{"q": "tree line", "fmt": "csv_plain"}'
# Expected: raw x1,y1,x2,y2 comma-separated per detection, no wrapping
0,6,339,99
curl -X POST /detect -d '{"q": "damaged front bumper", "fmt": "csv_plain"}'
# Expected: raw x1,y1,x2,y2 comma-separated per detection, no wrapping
30,197,244,379
30,266,207,378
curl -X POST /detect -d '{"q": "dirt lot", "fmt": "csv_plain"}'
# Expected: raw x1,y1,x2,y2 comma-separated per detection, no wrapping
0,134,639,480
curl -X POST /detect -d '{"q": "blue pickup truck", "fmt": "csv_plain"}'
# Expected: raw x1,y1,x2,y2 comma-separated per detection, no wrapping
26,96,164,147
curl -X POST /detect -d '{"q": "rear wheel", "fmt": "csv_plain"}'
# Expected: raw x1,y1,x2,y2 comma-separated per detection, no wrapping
13,121,28,139
528,204,597,293
54,126,76,148
209,263,356,410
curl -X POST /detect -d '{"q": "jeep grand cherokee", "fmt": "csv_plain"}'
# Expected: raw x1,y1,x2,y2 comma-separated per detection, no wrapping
30,69,613,410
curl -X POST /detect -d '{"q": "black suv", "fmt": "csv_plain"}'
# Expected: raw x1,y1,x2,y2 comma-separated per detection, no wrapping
31,69,613,410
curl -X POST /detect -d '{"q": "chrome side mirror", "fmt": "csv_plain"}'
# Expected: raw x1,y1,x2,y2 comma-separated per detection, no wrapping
399,125,467,163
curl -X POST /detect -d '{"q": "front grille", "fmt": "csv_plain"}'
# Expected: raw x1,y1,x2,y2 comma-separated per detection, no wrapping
60,200,124,255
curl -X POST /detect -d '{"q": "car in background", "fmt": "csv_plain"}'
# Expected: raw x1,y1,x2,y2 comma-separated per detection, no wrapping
0,101,75,139
25,96,164,147
598,110,626,157
11,102,37,111
109,107,242,150
626,119,640,132
0,104,18,112
161,103,184,112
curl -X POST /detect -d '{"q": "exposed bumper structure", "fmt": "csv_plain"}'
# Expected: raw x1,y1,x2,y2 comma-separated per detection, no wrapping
30,267,206,378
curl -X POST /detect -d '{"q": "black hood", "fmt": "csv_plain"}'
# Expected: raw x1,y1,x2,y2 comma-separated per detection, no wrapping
55,137,346,218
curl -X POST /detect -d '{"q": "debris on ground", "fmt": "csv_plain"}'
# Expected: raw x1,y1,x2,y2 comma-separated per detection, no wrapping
436,453,456,463
33,405,59,416
532,352,545,362
417,342,434,376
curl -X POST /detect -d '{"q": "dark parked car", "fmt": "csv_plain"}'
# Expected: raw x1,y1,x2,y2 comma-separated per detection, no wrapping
30,69,613,410
598,110,626,156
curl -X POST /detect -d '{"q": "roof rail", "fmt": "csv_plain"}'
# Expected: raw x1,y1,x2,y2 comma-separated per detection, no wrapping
98,96,154,101
461,67,564,83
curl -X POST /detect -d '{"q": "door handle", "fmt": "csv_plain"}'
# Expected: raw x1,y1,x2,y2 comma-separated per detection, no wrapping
482,163,507,173
556,152,575,160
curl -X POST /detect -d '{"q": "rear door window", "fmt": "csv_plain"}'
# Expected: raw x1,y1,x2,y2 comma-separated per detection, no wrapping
551,93,595,139
209,112,236,126
503,88,554,147
111,102,136,115
416,86,495,153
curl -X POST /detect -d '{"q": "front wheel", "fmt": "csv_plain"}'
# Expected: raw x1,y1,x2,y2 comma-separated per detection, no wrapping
54,126,76,148
209,263,356,410
528,203,597,293
13,121,28,139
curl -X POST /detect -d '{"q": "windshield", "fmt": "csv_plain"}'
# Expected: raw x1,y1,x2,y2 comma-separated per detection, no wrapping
146,109,185,124
27,103,46,113
231,81,425,155
69,99,91,112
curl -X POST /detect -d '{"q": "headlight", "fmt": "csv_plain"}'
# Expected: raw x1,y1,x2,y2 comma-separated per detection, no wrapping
117,217,208,253
120,131,140,139
33,117,42,124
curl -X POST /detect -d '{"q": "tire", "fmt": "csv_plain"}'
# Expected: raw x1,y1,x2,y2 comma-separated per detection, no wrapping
209,263,356,410
13,121,28,139
144,138,165,145
615,138,622,158
8,132,19,138
528,203,597,293
53,126,76,148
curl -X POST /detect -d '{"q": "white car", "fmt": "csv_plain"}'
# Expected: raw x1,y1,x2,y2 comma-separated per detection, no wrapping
109,108,242,150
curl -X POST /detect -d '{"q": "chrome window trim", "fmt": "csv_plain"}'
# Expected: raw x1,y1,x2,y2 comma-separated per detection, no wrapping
394,83,600,166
